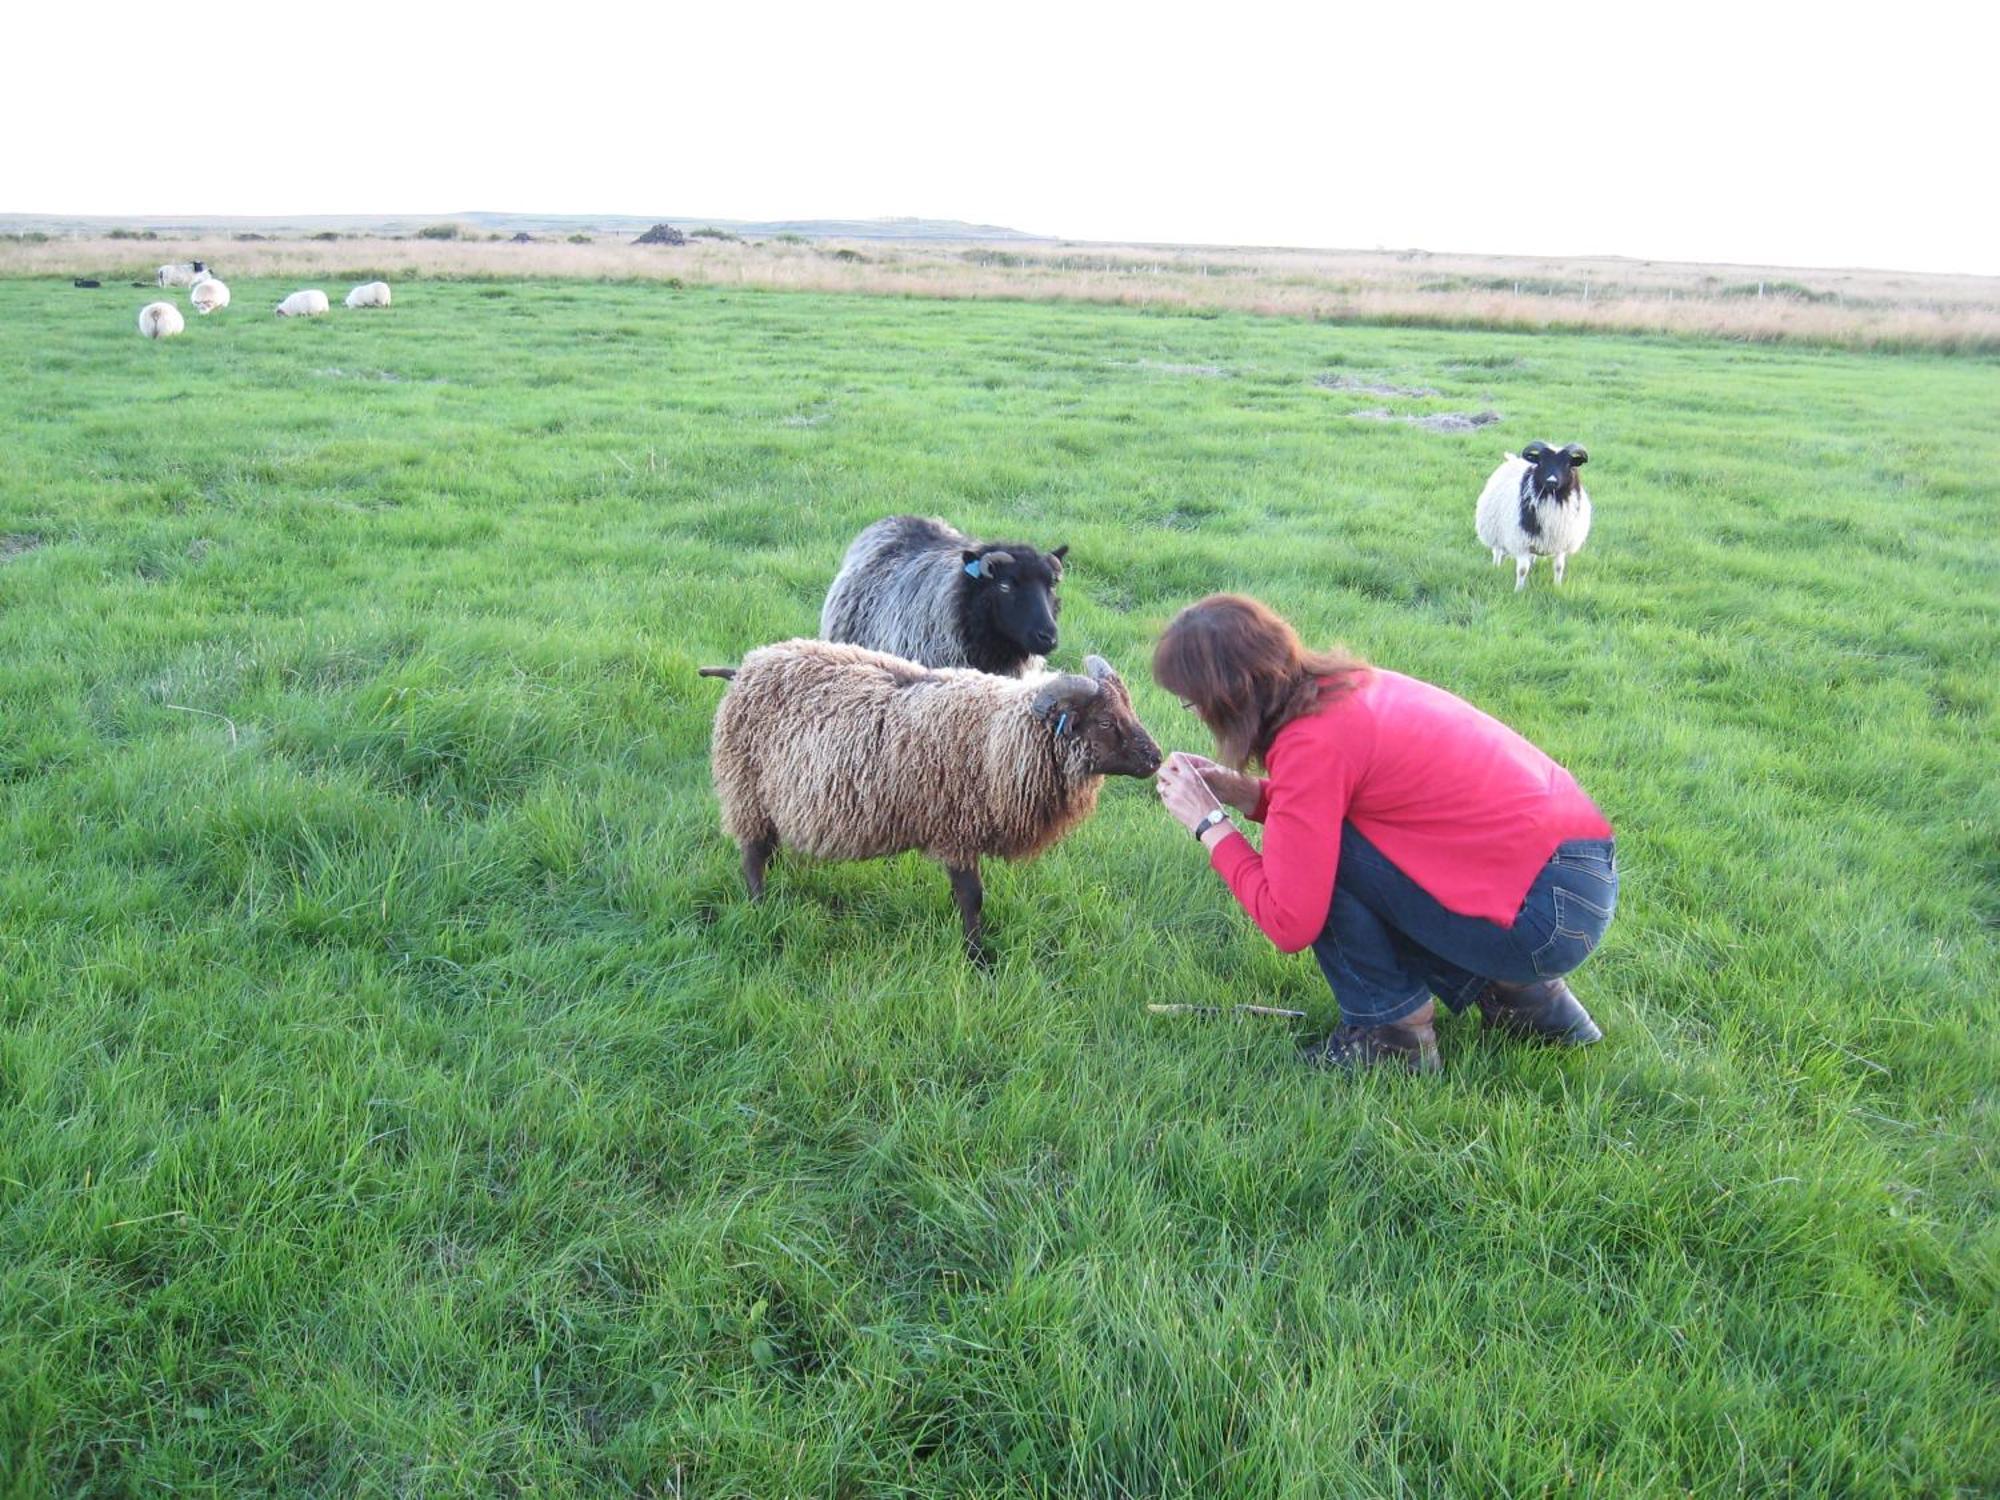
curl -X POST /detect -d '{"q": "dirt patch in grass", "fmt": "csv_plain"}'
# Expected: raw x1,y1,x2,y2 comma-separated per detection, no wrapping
1120,359,1228,377
1315,373,1440,397
0,532,42,560
1350,408,1501,432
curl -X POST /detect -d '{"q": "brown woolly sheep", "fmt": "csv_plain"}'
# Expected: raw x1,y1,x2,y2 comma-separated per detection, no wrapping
702,638,1162,962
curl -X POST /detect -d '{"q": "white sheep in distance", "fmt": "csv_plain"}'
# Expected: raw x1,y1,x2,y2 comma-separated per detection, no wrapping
274,289,330,318
137,301,185,339
189,277,230,315
1475,442,1593,589
344,281,392,309
155,261,208,288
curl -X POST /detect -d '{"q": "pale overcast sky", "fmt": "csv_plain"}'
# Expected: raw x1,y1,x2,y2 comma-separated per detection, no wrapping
9,0,1994,274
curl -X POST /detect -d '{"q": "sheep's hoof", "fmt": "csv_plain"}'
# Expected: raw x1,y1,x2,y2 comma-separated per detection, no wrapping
966,939,996,971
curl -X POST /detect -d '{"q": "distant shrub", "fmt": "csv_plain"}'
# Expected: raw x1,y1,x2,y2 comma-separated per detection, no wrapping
234,232,269,242
1423,275,1586,297
0,231,50,243
568,233,594,244
689,227,740,242
107,228,159,241
1719,280,1836,303
772,232,807,245
416,223,463,241
828,248,867,263
311,231,341,241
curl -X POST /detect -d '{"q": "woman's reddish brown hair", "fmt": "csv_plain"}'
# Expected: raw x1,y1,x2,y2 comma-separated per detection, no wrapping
1152,594,1367,769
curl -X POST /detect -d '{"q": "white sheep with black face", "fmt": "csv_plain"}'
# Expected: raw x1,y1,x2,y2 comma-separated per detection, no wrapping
1475,441,1592,589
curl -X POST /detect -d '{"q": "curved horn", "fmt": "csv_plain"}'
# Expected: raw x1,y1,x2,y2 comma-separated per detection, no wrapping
1084,656,1127,695
1031,673,1099,722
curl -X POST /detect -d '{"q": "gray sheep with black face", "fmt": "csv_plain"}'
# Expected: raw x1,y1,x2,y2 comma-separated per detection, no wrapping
820,515,1069,676
1475,441,1593,590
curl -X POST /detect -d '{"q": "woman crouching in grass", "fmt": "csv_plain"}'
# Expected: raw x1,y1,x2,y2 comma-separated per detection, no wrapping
1152,594,1616,1073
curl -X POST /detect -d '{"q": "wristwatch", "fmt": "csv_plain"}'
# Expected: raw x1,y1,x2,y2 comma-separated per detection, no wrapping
1192,807,1233,842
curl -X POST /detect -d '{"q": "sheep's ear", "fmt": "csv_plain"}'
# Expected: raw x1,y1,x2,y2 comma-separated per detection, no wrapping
1565,445,1588,465
1031,673,1100,726
1050,544,1069,563
1521,441,1549,461
961,550,985,579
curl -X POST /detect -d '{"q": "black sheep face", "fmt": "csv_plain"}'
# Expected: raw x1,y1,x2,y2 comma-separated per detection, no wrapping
1520,441,1588,502
961,544,1066,659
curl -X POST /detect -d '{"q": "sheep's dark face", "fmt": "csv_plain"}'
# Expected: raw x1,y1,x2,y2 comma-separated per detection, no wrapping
1520,442,1588,502
961,543,1066,662
1034,656,1163,779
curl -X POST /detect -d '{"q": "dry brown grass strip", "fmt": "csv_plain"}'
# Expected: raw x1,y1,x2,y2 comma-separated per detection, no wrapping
11,235,1998,353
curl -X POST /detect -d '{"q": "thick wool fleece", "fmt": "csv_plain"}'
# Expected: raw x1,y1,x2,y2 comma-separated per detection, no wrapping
710,639,1101,870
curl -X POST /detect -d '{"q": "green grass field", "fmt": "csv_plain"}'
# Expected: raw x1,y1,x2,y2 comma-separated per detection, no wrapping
2,280,1995,1496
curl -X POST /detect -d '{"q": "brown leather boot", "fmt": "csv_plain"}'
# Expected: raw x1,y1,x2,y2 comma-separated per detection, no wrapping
1303,1011,1442,1074
1477,978,1603,1046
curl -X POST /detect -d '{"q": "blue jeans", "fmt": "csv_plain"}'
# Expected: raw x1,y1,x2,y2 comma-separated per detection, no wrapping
1311,826,1617,1027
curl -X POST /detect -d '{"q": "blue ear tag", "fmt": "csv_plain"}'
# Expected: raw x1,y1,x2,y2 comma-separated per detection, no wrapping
1055,712,1071,737
964,559,984,579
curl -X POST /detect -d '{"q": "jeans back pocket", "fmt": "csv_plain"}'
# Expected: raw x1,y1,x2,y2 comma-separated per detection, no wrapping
1530,883,1616,978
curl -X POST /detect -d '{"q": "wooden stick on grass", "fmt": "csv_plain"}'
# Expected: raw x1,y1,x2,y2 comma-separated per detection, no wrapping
1146,1004,1306,1019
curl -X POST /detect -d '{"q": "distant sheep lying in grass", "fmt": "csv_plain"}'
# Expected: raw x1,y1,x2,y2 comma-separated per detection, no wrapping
1476,441,1592,589
274,289,330,318
344,281,392,309
155,261,208,288
189,277,229,315
821,515,1069,677
703,639,1161,961
137,301,184,339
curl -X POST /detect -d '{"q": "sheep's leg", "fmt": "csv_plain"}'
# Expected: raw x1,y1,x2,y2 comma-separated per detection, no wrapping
1553,553,1568,585
742,836,776,900
945,862,990,967
1514,556,1533,591
1492,546,1505,565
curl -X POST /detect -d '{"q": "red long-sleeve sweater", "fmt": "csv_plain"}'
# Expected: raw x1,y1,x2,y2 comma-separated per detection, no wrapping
1207,669,1612,952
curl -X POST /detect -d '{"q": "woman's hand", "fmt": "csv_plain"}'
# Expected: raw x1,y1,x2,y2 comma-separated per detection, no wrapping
1157,754,1228,834
1171,752,1263,815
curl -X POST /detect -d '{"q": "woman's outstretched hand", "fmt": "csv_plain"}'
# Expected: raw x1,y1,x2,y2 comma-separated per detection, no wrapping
1169,753,1263,815
1157,754,1227,833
